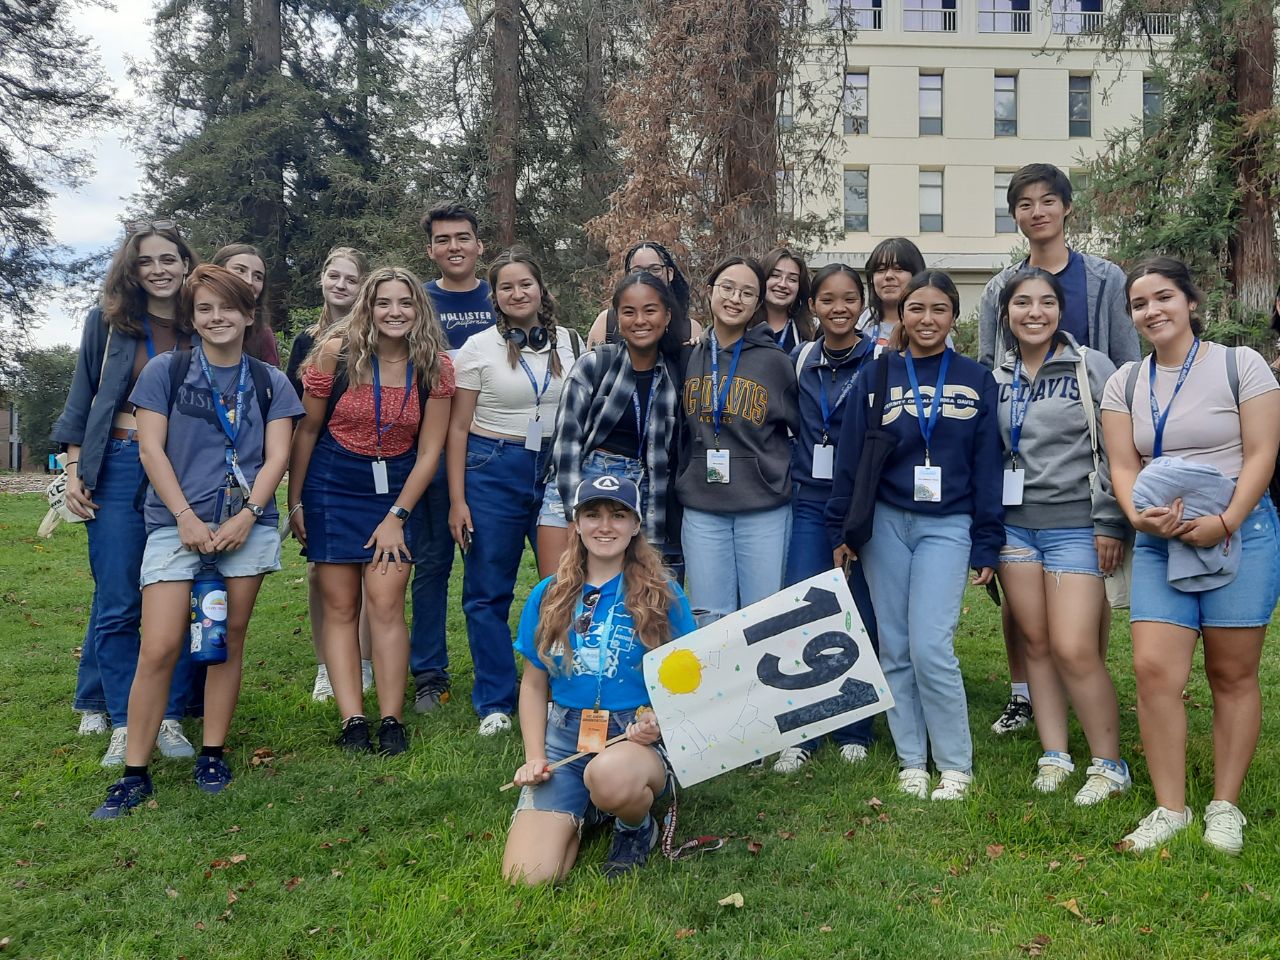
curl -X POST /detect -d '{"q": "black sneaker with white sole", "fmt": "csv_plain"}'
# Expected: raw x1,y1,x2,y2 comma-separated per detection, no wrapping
602,816,658,881
377,717,409,756
336,717,374,753
990,694,1033,735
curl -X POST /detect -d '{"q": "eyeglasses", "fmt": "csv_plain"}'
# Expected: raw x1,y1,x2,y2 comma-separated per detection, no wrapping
713,282,759,304
631,263,668,278
574,589,602,636
125,219,179,236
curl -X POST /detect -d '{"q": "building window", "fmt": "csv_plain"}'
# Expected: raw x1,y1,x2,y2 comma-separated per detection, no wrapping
777,170,795,219
1070,169,1092,232
844,72,868,134
1068,75,1091,137
779,88,794,131
1143,77,1164,136
919,73,943,135
979,0,1031,33
904,0,957,32
994,75,1017,137
919,170,943,232
828,0,882,29
844,169,869,232
994,171,1017,234
1051,0,1103,34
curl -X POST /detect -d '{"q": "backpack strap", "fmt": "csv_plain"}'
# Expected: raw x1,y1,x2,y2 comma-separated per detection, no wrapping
323,361,350,432
1123,356,1144,410
167,348,194,411
568,328,583,360
794,340,818,380
1075,347,1101,484
1225,345,1240,403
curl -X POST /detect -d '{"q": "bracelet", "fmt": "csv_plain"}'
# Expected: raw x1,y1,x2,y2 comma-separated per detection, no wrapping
63,460,78,468
288,503,304,518
1218,514,1232,537
173,506,192,520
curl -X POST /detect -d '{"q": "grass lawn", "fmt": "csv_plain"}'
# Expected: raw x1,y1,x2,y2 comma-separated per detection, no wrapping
0,490,1276,959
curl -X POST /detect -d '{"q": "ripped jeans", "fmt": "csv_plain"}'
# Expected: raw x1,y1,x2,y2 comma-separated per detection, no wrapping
1000,525,1102,578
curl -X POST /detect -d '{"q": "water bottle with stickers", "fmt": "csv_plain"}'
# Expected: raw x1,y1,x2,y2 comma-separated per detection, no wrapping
189,558,229,665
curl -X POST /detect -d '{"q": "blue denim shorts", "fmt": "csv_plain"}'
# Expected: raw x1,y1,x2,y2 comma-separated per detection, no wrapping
538,450,647,529
1130,496,1280,630
515,703,669,824
140,522,282,587
1000,525,1102,577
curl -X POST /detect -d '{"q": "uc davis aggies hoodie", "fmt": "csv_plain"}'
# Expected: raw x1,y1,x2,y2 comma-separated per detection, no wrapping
675,324,799,514
824,348,1005,570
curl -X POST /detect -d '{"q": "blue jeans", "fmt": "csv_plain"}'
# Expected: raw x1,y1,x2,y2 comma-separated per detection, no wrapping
787,496,877,750
72,439,196,725
409,463,454,689
461,435,548,716
682,503,791,626
860,502,973,773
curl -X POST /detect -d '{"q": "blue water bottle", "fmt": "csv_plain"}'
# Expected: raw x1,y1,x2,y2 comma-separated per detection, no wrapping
190,558,229,665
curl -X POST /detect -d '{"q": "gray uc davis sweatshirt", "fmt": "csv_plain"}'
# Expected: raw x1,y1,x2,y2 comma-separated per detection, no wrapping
993,332,1127,540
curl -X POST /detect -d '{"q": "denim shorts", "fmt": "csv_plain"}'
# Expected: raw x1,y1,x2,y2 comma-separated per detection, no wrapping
538,450,648,529
140,522,282,587
1130,496,1280,630
1000,524,1102,577
515,703,669,825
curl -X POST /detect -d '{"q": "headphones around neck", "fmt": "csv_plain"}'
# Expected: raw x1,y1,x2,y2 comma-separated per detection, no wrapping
503,324,550,350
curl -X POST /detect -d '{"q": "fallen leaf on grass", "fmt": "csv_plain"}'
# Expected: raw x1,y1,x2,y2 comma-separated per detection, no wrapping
859,816,872,827
1159,848,1171,861
1018,934,1051,956
0,937,10,950
226,889,238,906
14,860,31,868
866,796,883,810
331,869,343,878
675,928,697,939
819,925,833,933
194,922,205,931
165,887,178,899
1058,898,1085,919
1199,891,1210,902
877,813,890,823
1139,926,1153,935
717,893,744,908
987,844,1005,860
756,811,767,821
284,877,302,892
746,841,763,855
217,910,232,922
308,928,320,936
776,830,795,840
229,854,247,864
1046,860,1061,872
843,829,857,840
226,825,240,834
250,748,274,767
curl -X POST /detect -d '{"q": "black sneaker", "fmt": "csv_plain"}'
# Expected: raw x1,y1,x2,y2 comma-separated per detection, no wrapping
602,816,657,881
193,756,233,794
413,682,450,714
991,694,1033,735
91,774,153,820
377,717,409,756
335,717,374,753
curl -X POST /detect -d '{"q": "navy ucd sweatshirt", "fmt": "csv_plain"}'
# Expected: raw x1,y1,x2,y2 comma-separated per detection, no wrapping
790,333,877,502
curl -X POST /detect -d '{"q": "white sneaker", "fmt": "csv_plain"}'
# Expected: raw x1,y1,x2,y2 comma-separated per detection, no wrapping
1117,805,1193,853
839,743,869,764
772,746,811,773
157,719,196,759
78,712,109,736
361,659,374,692
1032,752,1074,793
478,713,512,736
931,769,972,801
1073,759,1131,806
1203,800,1246,855
312,665,333,702
101,726,128,768
897,768,931,799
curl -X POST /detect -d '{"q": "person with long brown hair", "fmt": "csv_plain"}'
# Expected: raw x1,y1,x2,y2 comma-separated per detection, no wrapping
760,245,816,352
210,243,280,366
503,476,695,884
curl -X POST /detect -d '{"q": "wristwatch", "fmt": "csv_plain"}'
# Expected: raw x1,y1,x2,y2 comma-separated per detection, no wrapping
388,505,410,521
245,502,265,518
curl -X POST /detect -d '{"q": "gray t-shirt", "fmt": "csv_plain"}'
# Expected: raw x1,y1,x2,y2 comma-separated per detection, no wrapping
130,347,304,532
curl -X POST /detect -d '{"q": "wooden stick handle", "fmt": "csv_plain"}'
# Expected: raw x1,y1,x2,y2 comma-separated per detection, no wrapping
499,731,631,791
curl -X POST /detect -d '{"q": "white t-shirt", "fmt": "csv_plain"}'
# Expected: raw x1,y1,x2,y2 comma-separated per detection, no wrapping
454,324,579,438
1100,341,1277,478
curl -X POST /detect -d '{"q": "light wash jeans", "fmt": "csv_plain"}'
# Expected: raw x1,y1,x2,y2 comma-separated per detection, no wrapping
860,502,973,774
682,503,791,626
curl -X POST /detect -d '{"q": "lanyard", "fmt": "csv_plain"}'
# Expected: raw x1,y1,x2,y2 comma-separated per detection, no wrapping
517,350,554,421
575,587,621,709
632,368,661,461
372,355,414,457
196,348,248,469
709,331,745,446
773,321,794,349
1008,346,1055,466
142,317,156,359
1150,338,1199,459
903,348,953,465
817,356,859,445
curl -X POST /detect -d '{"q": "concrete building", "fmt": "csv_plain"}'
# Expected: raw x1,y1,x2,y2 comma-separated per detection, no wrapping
798,0,1169,312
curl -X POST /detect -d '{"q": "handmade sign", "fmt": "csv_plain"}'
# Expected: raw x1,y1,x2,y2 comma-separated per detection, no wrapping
643,569,893,788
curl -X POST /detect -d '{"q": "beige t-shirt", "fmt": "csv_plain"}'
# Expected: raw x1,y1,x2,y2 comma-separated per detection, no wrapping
1100,341,1277,478
454,324,578,438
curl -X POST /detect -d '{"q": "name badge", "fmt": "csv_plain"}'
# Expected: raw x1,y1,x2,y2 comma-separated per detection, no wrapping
217,483,244,522
913,465,942,503
706,448,731,484
231,460,252,499
372,459,389,495
525,418,544,452
1002,468,1025,506
576,708,610,753
812,443,835,481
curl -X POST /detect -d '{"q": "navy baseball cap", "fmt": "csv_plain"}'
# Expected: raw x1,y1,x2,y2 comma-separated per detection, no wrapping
572,476,641,516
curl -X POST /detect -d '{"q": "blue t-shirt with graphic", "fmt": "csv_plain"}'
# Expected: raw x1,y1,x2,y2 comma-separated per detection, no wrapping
427,279,495,352
514,573,697,710
130,346,304,533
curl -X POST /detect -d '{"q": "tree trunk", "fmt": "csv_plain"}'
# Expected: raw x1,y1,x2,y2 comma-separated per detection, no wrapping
721,0,780,253
489,0,520,248
249,0,287,312
581,0,609,261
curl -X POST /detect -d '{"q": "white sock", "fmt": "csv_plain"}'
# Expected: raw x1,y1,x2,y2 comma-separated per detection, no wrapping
1011,682,1030,702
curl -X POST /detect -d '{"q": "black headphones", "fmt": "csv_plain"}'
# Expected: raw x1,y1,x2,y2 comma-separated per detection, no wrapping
503,325,550,350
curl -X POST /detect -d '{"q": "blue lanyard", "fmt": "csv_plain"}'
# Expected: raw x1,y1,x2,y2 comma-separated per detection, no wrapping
517,350,554,421
773,321,794,349
632,368,661,461
1008,346,1054,465
903,348,953,464
142,318,156,359
817,353,860,445
1150,338,1199,459
709,331,745,446
372,355,414,456
574,587,621,709
196,348,248,469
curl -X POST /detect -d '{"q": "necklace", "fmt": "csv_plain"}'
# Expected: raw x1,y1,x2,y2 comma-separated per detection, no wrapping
823,343,855,362
378,352,411,364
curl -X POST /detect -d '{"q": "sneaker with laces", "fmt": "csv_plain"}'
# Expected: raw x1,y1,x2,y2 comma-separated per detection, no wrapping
157,719,196,759
377,717,409,756
101,726,129,768
1073,758,1130,806
1117,805,1193,853
91,774,153,820
1032,751,1074,793
839,743,869,764
602,816,658,880
312,664,334,702
361,659,374,692
78,711,109,736
898,767,931,799
413,682,451,714
931,769,972,801
193,756,233,794
478,713,512,736
335,717,374,753
1202,800,1246,855
772,746,811,773
991,694,1033,735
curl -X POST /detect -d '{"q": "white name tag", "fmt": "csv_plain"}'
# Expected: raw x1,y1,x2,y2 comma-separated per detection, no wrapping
372,458,389,495
525,418,544,452
707,448,731,484
913,465,942,502
812,443,835,481
1002,468,1025,506
230,461,252,498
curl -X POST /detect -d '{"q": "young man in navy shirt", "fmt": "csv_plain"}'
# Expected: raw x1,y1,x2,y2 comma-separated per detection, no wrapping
411,202,494,712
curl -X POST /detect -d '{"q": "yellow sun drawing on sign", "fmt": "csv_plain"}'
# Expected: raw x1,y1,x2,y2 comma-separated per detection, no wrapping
657,649,702,694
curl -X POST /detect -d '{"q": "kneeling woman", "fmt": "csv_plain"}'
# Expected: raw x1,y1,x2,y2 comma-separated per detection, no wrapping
503,477,696,884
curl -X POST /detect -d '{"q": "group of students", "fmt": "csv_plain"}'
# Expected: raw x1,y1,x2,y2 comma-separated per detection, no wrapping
58,166,1279,883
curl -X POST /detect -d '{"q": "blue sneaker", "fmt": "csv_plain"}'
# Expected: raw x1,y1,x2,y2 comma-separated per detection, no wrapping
193,756,233,794
602,816,657,880
91,775,153,820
